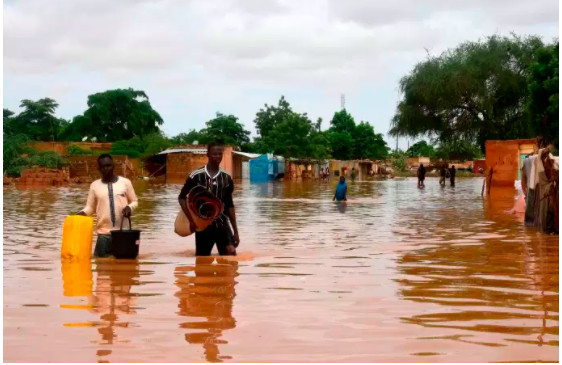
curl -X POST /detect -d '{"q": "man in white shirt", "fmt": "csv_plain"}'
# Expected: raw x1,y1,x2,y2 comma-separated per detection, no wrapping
78,154,138,257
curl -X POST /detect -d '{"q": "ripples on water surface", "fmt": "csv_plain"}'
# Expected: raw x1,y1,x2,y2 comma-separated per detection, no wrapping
3,178,559,362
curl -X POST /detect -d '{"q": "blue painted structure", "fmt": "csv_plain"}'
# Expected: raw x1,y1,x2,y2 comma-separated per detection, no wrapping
249,154,285,183
249,155,270,183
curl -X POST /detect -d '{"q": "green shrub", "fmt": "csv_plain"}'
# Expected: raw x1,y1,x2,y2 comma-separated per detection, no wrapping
28,151,67,169
68,144,94,156
3,135,67,176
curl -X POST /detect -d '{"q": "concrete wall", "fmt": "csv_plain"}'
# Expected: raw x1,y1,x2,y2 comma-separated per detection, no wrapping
485,139,537,187
67,156,139,182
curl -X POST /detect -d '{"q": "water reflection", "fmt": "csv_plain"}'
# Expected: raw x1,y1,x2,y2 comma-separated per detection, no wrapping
61,260,93,297
90,260,140,360
335,202,347,214
396,232,559,347
175,257,238,362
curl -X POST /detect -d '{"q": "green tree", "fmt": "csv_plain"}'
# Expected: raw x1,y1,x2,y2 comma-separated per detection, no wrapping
390,34,544,151
254,96,294,138
202,113,250,147
328,109,356,160
406,140,435,157
110,132,171,158
3,108,17,137
3,134,66,176
61,88,163,142
308,130,331,159
169,130,209,146
268,113,316,158
9,98,65,141
352,121,389,159
435,140,483,161
328,131,354,160
527,42,559,148
330,109,356,134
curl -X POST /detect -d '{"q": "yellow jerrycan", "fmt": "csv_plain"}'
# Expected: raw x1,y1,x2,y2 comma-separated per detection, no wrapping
61,215,94,260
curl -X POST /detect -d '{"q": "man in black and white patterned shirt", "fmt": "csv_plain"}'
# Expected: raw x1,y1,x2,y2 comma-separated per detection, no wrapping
178,142,240,256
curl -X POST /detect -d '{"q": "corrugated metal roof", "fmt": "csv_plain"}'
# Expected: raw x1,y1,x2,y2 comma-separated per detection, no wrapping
158,148,207,155
232,151,261,159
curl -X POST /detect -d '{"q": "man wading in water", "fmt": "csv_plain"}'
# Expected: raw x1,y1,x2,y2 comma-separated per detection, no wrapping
178,142,240,256
417,163,426,188
333,176,348,202
77,154,138,257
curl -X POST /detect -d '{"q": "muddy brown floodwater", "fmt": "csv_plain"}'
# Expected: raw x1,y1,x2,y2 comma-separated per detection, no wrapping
3,178,559,362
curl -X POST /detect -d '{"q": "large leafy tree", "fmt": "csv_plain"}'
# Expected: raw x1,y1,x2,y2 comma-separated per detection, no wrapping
6,98,66,141
352,121,389,160
328,109,356,160
390,35,544,151
435,140,483,161
3,108,17,137
327,109,389,160
60,88,163,142
527,42,559,148
267,113,326,158
202,112,250,147
406,140,435,157
253,96,294,138
169,130,209,146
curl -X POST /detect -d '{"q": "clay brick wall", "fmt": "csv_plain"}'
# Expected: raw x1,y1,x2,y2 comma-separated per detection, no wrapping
485,139,537,187
167,153,208,184
67,156,139,182
30,142,112,156
165,147,234,184
17,168,70,186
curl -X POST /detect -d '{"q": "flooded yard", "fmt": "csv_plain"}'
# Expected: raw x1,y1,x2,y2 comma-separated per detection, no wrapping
3,178,559,362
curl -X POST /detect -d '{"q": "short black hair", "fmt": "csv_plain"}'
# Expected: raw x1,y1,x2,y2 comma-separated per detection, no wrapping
97,153,113,164
207,141,225,153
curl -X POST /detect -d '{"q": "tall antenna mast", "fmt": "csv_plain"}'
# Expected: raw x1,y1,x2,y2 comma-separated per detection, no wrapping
341,94,346,110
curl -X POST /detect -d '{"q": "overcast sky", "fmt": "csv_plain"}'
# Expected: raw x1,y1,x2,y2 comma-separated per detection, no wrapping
3,0,559,148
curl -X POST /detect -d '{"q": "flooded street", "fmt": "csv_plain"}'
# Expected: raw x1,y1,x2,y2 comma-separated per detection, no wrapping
3,178,559,362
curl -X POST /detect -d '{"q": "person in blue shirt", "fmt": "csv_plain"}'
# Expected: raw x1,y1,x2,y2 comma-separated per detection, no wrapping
333,176,347,202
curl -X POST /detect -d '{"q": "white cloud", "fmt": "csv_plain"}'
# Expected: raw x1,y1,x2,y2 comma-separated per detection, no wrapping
3,0,559,145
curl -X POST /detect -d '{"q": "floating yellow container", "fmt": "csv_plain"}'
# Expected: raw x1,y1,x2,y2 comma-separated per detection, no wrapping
61,215,94,260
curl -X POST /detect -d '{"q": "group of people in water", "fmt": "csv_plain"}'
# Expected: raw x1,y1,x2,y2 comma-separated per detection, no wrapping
75,141,557,259
417,163,456,188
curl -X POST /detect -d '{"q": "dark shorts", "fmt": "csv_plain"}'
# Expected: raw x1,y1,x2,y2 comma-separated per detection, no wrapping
195,225,235,256
94,235,113,258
